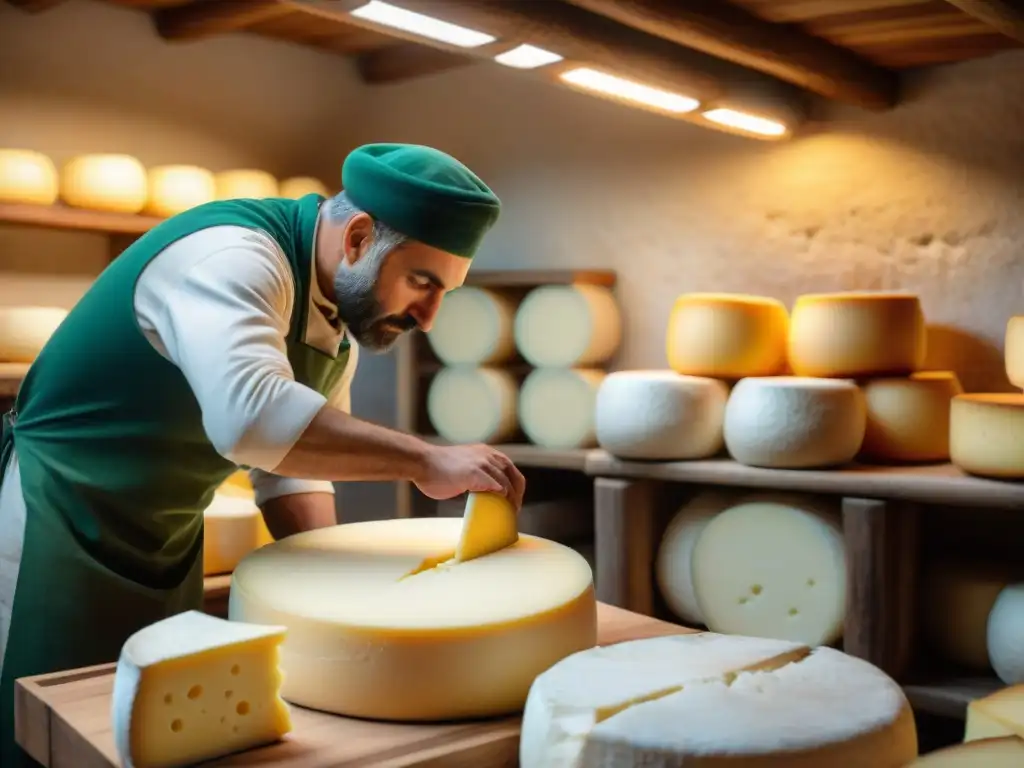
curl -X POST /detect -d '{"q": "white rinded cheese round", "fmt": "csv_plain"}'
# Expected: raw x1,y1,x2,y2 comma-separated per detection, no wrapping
214,169,279,200
0,148,59,205
519,368,604,450
988,584,1024,685
594,370,729,460
279,176,330,199
230,517,597,720
145,164,216,217
203,493,263,576
950,394,1024,479
426,286,517,366
426,367,518,444
0,306,68,363
60,154,148,214
666,293,789,379
691,494,846,646
1007,316,1024,390
788,291,926,378
723,376,866,468
655,490,738,625
513,284,621,367
520,635,916,768
859,371,963,463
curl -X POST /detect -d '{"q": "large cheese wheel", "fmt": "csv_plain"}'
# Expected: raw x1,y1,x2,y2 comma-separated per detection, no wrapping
965,686,1024,742
594,370,729,460
1007,316,1024,390
788,291,926,378
909,737,1024,765
60,153,148,214
0,306,68,363
723,377,866,469
145,164,216,217
519,368,604,449
666,293,789,379
989,584,1024,685
278,176,330,199
0,148,59,205
426,286,517,366
426,367,518,444
859,371,963,463
229,517,597,720
950,394,1024,479
520,635,916,768
513,284,621,367
203,493,263,576
691,494,845,646
655,490,738,625
214,169,279,200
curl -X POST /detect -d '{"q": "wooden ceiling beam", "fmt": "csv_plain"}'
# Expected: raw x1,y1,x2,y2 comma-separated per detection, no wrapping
942,0,1024,44
153,0,294,41
357,43,475,85
561,0,900,110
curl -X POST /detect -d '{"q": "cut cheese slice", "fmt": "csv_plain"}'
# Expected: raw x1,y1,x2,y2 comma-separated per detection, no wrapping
1007,316,1024,390
519,368,604,449
595,370,729,460
514,284,621,367
723,376,866,469
426,366,518,444
61,153,148,213
111,610,291,768
455,491,518,563
278,176,330,199
989,584,1024,685
0,148,58,205
214,169,278,200
788,291,926,378
910,737,1024,765
859,371,963,463
520,636,915,768
0,305,68,363
145,165,216,217
229,517,597,721
691,494,845,646
203,493,263,576
965,685,1024,742
439,496,593,543
427,286,518,366
949,394,1024,479
666,293,789,379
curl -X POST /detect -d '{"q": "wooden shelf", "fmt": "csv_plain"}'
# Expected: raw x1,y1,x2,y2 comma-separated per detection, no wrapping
464,269,616,288
202,574,232,618
585,450,1024,509
904,676,1004,720
0,363,29,398
0,202,163,235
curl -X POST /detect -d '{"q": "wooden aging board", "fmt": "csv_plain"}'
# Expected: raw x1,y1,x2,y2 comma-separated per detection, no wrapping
16,603,696,767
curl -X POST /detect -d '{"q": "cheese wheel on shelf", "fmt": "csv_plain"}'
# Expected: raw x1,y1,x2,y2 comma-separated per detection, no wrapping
203,493,262,576
426,367,518,444
0,306,68,363
520,635,916,768
859,371,963,463
229,517,597,720
691,493,845,646
723,377,866,469
594,370,729,460
1007,316,1024,390
513,284,621,367
216,472,275,547
60,153,148,213
519,368,604,450
665,293,789,379
278,176,330,199
214,169,279,200
989,584,1024,685
965,685,1024,742
788,291,926,378
655,490,738,626
0,148,59,205
426,286,517,366
145,165,216,217
950,394,1024,479
909,737,1024,765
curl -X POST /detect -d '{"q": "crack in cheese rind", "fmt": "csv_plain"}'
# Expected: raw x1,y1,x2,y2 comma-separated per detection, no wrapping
455,491,519,563
229,517,597,721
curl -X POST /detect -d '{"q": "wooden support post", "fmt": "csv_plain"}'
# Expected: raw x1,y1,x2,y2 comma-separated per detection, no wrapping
842,497,920,680
594,477,656,615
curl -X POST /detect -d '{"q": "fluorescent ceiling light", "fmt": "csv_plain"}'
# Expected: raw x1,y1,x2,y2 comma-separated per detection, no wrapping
350,1,495,48
559,67,699,114
494,44,563,69
703,108,787,137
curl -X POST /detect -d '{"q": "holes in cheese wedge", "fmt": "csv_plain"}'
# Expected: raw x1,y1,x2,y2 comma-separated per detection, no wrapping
187,685,202,700
236,701,250,716
170,719,183,733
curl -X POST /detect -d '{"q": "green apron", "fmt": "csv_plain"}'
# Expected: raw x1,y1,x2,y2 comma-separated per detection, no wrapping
0,194,350,766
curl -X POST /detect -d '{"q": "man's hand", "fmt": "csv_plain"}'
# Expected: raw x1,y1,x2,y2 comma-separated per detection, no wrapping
414,443,526,510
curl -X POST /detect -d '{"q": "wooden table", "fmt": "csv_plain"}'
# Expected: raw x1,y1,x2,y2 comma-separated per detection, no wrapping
15,603,695,767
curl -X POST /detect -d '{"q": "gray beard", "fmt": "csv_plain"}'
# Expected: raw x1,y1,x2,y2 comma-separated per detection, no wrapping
333,261,417,352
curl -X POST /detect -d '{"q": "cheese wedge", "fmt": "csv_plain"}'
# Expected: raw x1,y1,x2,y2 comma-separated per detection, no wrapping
111,611,291,768
455,491,519,563
965,685,1024,742
909,737,1024,765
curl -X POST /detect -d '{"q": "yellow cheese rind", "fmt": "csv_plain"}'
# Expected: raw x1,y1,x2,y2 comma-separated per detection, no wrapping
0,148,59,205
145,165,216,217
455,491,519,562
859,371,963,462
965,685,1024,742
666,293,789,379
0,306,68,363
229,517,597,721
61,153,148,213
278,176,330,199
214,169,279,200
1007,316,1024,390
788,291,926,378
949,394,1024,479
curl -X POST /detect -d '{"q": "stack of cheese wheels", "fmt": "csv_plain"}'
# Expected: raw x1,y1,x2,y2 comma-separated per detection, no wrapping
229,517,597,720
214,169,279,200
0,305,69,363
0,148,59,205
144,165,216,217
61,153,149,213
205,470,274,574
520,634,917,767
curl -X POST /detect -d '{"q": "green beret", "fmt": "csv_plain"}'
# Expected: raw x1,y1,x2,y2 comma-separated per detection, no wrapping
341,143,501,259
